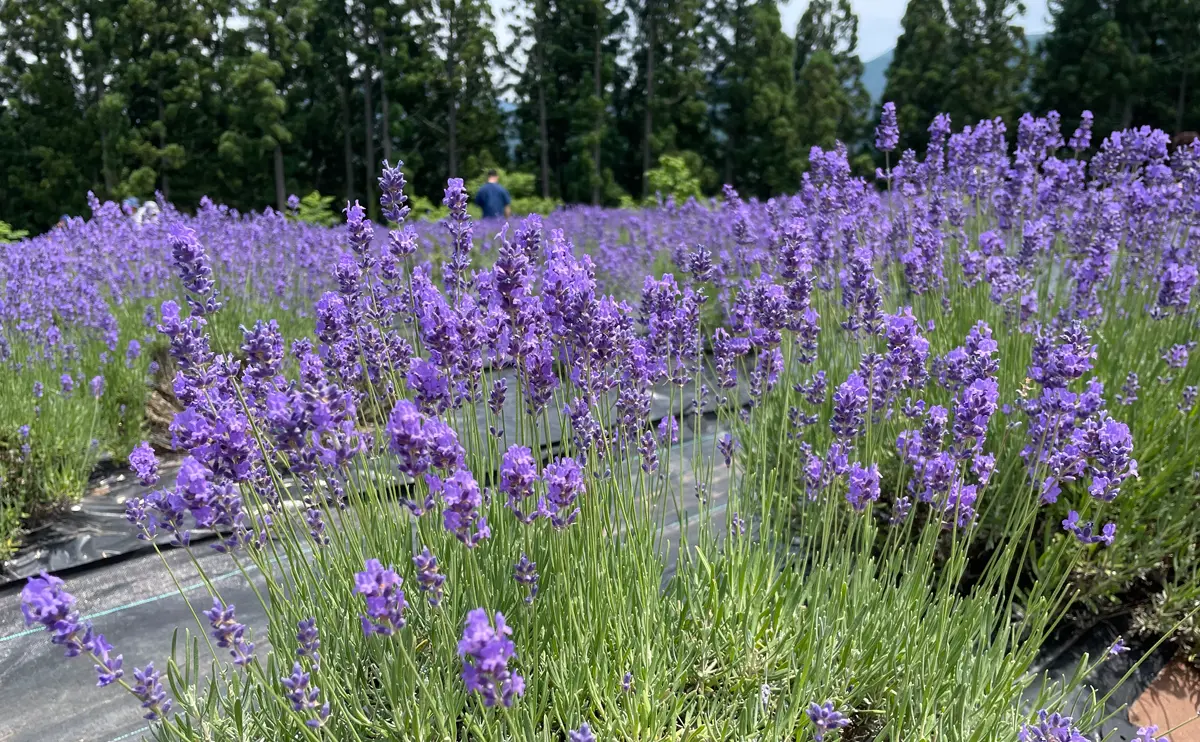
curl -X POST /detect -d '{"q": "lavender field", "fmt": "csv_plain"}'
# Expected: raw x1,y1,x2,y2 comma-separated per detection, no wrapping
8,110,1200,740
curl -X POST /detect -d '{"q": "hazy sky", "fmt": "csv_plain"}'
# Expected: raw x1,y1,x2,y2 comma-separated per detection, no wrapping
490,0,1053,82
778,0,1052,60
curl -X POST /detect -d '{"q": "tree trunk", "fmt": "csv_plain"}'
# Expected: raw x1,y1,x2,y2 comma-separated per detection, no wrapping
1121,97,1134,130
157,81,170,201
592,10,603,206
447,9,459,179
100,128,115,197
94,53,114,196
339,80,354,203
1177,64,1189,134
535,5,551,200
641,6,656,199
724,0,742,187
364,64,376,210
274,143,286,211
378,38,393,164
448,94,459,178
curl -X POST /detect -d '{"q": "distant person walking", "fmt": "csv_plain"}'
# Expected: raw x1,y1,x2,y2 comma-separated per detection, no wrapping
474,169,511,220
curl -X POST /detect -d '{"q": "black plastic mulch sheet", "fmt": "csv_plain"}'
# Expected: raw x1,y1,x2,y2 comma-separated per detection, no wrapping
1023,617,1177,741
1,455,199,585
3,365,752,585
0,534,264,742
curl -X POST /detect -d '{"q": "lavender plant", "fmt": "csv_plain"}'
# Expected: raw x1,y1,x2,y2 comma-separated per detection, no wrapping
9,109,1200,740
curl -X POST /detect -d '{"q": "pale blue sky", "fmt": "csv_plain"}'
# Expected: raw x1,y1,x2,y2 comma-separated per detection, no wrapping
491,0,1053,84
778,0,1052,60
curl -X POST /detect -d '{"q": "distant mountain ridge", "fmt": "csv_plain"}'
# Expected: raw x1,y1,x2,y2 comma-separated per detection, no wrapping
861,32,1045,103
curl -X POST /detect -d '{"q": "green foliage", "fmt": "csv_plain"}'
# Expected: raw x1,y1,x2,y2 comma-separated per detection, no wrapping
407,194,449,222
290,191,338,226
708,0,805,198
795,50,845,150
465,168,536,200
1035,0,1199,135
882,0,1028,152
645,154,703,202
506,0,626,204
510,196,560,215
1,0,1197,233
613,0,713,200
793,0,870,152
0,220,29,242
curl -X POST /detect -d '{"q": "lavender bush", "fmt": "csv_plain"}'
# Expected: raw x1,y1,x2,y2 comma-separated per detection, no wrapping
10,111,1200,739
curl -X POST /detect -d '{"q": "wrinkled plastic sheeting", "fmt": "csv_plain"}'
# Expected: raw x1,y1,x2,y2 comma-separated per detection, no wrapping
1,456,196,585
2,362,751,584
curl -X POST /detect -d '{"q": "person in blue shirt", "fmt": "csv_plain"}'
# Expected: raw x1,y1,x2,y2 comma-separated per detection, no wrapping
474,170,511,220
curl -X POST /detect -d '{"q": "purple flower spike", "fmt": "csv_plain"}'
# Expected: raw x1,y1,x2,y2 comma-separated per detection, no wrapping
1088,418,1137,502
458,608,525,708
378,160,411,224
132,663,172,720
1069,111,1093,152
386,400,431,478
876,101,899,153
413,547,447,607
168,223,222,314
354,559,408,636
513,554,539,604
203,598,255,666
846,463,881,513
91,633,124,686
130,441,160,487
718,433,738,467
569,723,596,742
90,375,105,399
281,662,331,728
807,701,850,741
1019,709,1088,741
501,445,540,524
296,618,321,667
1134,726,1167,742
20,572,95,657
1062,511,1116,546
541,456,585,529
434,469,491,547
831,373,869,441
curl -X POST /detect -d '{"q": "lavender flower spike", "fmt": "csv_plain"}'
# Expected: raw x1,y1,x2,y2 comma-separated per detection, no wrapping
569,723,597,742
378,160,411,224
413,547,447,607
458,608,525,708
281,662,331,728
131,663,173,720
1134,726,1167,742
20,572,95,657
807,701,851,741
876,101,899,153
203,598,255,666
513,554,539,604
296,618,321,667
355,559,408,636
130,441,160,487
831,372,869,441
1019,709,1088,741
